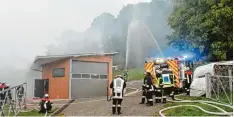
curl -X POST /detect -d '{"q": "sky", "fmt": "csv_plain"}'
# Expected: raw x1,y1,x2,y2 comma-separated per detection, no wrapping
0,0,152,84
0,0,151,68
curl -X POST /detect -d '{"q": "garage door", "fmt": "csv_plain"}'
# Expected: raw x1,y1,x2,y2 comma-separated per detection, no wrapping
71,60,108,98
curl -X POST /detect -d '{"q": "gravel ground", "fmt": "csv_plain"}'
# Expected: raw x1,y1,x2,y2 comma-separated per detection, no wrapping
62,80,164,116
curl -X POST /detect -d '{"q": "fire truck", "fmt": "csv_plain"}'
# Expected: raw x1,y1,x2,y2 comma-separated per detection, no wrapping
144,57,193,94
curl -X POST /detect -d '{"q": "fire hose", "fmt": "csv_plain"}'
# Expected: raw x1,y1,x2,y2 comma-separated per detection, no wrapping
159,96,233,117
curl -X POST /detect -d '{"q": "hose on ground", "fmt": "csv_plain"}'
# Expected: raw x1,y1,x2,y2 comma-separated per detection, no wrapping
159,96,233,117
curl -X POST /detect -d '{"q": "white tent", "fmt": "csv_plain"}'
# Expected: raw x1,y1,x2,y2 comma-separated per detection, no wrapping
190,61,233,96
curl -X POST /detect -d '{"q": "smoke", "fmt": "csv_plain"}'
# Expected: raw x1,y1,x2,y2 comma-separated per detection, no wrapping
0,0,174,87
45,0,174,69
46,28,104,55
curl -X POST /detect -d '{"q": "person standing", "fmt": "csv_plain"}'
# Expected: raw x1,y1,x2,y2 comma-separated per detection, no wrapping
139,72,148,104
145,71,154,106
110,75,126,115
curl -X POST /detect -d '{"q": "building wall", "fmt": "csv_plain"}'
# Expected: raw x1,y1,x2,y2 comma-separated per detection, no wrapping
72,55,113,96
42,58,70,99
41,55,113,99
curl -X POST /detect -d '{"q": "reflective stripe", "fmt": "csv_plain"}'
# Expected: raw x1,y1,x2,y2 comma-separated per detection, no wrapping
185,88,187,89
157,90,161,92
170,94,173,96
44,102,47,109
142,96,145,98
158,97,162,99
112,105,116,107
149,89,154,91
117,105,121,107
148,99,153,101
113,78,124,93
146,85,149,87
112,96,123,99
163,96,166,98
155,97,158,99
187,89,189,91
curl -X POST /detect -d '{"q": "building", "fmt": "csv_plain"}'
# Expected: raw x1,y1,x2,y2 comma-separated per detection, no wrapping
26,52,118,99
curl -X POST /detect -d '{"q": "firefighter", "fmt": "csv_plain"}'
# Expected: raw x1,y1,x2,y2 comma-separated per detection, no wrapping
155,70,162,103
139,72,148,104
123,69,128,82
16,85,24,101
145,70,154,106
110,75,126,115
39,94,53,113
0,83,7,103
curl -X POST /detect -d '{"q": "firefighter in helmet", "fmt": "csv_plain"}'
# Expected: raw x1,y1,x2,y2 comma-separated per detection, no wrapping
155,70,163,103
139,71,148,104
39,94,53,113
110,75,126,114
145,70,154,106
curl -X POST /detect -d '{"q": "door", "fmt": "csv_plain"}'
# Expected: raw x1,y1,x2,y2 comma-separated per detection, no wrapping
71,61,108,98
34,79,45,98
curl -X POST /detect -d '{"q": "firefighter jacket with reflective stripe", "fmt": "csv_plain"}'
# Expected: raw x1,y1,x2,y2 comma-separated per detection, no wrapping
142,77,148,90
145,75,154,92
110,77,126,99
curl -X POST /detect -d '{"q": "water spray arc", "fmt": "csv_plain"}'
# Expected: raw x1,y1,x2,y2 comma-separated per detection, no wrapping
125,19,164,70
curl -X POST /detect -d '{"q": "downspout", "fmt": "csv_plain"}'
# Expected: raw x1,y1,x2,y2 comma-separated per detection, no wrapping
69,58,72,99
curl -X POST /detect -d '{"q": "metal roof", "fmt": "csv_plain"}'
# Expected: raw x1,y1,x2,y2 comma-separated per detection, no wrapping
32,52,118,67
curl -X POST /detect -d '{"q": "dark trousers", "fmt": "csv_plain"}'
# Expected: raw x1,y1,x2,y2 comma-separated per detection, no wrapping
155,89,162,103
39,102,52,113
140,90,147,103
112,98,123,114
146,91,153,106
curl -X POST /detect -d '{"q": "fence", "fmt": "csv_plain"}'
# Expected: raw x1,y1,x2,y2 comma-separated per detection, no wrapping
206,65,233,105
0,83,27,116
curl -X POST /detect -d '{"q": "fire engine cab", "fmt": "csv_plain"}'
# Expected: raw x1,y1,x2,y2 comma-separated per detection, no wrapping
144,57,193,94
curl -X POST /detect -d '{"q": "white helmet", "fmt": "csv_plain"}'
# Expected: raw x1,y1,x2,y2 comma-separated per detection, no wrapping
44,94,49,97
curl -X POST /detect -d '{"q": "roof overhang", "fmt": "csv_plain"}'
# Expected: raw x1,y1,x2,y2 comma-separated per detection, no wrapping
32,52,118,67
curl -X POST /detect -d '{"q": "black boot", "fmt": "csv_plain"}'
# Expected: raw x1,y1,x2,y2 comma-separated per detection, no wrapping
150,101,153,106
147,101,153,106
140,97,145,104
117,107,121,114
155,97,159,103
186,89,190,95
171,95,175,100
158,98,161,103
112,106,116,114
163,96,166,103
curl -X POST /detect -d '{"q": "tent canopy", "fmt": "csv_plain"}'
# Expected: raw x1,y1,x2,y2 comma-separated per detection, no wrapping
190,61,233,97
193,61,233,79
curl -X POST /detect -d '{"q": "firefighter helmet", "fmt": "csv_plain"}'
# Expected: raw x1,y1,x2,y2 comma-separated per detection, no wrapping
115,75,123,79
44,94,49,97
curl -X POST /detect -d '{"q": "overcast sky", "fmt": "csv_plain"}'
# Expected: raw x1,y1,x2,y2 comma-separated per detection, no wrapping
0,0,151,70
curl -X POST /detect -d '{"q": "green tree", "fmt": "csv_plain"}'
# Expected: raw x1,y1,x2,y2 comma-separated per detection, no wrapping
167,0,233,61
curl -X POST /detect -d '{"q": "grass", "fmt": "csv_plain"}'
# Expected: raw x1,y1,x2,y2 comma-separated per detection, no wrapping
113,68,144,81
176,95,212,101
211,91,233,104
1,107,58,116
156,95,233,116
16,108,58,116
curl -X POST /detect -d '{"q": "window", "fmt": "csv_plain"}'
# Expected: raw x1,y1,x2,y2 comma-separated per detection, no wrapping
72,74,82,78
100,75,107,79
82,74,90,78
52,68,65,77
91,74,99,79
